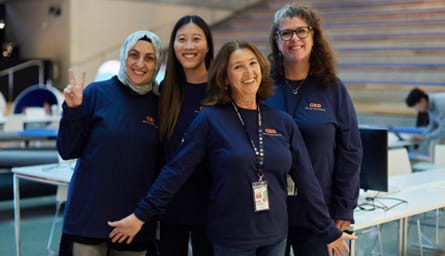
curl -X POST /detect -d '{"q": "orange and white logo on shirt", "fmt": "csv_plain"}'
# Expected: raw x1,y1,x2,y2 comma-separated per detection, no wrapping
305,102,326,112
142,115,158,128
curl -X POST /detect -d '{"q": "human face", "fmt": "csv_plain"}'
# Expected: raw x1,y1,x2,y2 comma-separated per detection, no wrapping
226,48,261,104
174,22,208,73
276,17,313,64
125,40,156,85
415,97,428,112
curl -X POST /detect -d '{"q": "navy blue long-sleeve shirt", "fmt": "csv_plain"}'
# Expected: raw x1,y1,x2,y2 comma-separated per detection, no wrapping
160,81,210,224
264,75,362,230
134,103,341,249
57,76,160,242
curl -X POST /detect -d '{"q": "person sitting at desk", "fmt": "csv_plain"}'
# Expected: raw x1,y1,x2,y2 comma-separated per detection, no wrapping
405,88,445,156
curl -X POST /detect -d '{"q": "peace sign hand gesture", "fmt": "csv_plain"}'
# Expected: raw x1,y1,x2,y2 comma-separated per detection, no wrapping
63,69,86,108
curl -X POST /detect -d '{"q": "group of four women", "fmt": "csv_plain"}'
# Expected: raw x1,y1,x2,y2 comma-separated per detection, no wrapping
57,3,362,256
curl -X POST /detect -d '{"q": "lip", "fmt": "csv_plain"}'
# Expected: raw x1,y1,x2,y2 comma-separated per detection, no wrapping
181,52,198,59
289,44,304,50
242,77,256,84
132,69,146,76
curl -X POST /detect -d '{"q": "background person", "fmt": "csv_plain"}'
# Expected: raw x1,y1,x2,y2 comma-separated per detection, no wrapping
264,4,362,256
405,88,445,156
157,15,214,256
108,40,355,256
57,30,163,256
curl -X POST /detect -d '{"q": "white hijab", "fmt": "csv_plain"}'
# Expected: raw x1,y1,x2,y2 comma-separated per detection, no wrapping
117,30,163,95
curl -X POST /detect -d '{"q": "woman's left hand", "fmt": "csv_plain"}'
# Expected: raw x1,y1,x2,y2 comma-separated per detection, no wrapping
327,232,357,256
108,213,144,244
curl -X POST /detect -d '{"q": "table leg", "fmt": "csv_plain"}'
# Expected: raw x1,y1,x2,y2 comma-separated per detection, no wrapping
13,174,21,256
401,217,407,256
350,237,355,256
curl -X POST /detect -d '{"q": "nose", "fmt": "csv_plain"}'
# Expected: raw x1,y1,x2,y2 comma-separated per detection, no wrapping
244,66,255,77
185,40,193,49
290,31,300,41
135,57,144,66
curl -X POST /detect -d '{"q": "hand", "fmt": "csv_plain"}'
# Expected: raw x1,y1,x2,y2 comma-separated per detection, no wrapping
63,69,86,108
412,134,425,141
108,213,144,244
335,219,351,232
327,232,357,256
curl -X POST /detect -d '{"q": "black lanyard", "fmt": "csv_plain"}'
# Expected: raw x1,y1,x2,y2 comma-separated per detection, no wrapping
231,101,265,180
283,80,305,118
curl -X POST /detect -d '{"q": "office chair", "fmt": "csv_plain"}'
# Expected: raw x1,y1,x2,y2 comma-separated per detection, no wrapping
388,148,412,176
12,84,61,114
434,144,445,168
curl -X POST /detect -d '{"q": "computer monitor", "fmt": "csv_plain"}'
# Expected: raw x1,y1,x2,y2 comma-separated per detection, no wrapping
359,127,388,192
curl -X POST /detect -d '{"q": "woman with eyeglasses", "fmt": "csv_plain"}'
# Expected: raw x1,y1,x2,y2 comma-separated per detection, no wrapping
263,4,363,256
107,40,356,256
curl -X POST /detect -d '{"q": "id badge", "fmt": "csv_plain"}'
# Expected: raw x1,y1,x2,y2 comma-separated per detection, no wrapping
287,175,296,196
252,180,270,212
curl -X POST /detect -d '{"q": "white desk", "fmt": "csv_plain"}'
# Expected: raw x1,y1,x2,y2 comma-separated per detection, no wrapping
352,169,445,255
12,162,74,256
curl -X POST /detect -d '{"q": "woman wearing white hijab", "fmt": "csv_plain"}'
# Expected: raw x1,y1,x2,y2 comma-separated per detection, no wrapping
57,30,163,256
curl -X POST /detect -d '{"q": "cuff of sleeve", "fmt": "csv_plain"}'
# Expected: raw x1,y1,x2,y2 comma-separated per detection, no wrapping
62,102,84,119
333,207,355,223
326,223,343,243
133,207,150,224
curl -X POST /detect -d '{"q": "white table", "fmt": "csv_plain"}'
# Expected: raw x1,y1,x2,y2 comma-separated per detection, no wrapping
352,169,445,255
12,162,74,256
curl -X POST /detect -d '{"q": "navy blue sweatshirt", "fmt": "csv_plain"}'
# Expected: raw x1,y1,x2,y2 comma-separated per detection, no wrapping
263,75,362,232
57,76,160,242
161,81,210,224
134,104,341,249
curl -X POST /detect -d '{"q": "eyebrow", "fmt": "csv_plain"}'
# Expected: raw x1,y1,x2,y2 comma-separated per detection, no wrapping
129,49,155,56
176,33,203,37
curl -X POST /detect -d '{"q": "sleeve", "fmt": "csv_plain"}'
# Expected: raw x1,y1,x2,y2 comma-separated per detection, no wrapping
424,101,445,140
422,115,434,135
287,118,342,243
332,82,363,222
56,101,89,160
134,112,209,222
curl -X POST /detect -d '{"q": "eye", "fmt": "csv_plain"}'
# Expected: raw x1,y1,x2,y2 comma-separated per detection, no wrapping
128,51,139,58
249,60,258,66
281,30,292,37
144,55,156,62
176,36,186,42
296,28,307,34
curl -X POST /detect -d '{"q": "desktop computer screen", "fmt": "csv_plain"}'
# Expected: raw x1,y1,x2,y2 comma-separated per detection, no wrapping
359,127,388,192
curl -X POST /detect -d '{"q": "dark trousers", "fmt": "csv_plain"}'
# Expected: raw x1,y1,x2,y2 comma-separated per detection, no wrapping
159,221,213,256
58,233,159,256
285,226,328,256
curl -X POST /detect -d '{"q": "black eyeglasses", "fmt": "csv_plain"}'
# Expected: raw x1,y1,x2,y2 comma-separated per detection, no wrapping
276,26,313,41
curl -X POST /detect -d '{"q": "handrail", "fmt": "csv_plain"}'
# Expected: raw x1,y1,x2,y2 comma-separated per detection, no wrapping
0,59,44,101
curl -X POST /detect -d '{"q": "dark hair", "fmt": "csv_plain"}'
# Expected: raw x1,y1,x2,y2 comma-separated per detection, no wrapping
268,4,337,86
159,15,214,141
406,88,428,107
203,40,273,106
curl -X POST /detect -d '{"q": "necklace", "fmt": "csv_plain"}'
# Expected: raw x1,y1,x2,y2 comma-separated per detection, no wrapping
284,77,307,95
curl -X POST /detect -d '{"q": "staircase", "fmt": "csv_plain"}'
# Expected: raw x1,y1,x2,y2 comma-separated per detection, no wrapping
211,0,445,126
